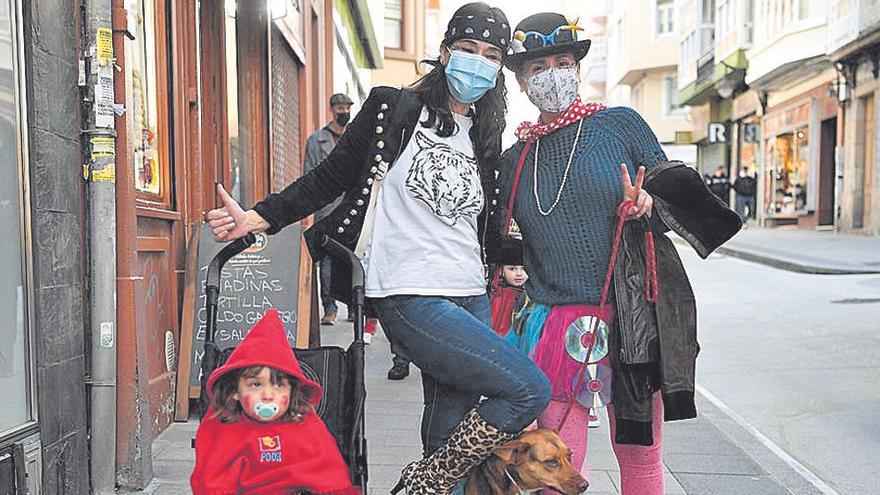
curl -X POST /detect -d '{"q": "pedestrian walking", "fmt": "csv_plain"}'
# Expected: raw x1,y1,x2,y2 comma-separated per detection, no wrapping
733,165,757,222
500,13,741,494
706,165,731,205
206,3,550,494
304,93,354,326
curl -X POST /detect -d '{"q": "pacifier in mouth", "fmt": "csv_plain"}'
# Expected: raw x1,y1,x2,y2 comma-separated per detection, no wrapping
254,402,279,419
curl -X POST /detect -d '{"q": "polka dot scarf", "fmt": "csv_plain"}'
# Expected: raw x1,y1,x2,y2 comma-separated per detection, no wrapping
515,98,606,143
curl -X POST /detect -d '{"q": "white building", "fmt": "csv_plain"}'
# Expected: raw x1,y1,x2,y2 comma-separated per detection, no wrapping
606,0,696,163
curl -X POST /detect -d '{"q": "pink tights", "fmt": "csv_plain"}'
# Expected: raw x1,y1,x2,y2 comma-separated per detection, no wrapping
537,393,664,495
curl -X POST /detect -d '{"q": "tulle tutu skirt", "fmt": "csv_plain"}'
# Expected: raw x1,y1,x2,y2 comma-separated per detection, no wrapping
508,302,614,404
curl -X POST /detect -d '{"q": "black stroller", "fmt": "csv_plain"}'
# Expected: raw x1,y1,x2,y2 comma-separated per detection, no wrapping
197,233,368,492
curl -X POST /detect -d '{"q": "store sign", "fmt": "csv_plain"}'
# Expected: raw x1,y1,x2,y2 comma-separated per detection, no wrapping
708,122,727,143
743,123,761,143
763,102,811,138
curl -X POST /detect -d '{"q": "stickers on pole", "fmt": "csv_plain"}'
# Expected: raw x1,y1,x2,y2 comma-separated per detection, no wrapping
96,28,113,66
90,136,116,182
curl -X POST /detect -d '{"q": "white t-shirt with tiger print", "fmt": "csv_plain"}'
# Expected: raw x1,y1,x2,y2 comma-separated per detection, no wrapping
362,107,486,298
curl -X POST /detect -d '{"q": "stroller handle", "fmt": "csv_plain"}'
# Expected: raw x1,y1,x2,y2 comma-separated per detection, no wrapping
319,235,364,290
207,233,258,290
205,233,257,343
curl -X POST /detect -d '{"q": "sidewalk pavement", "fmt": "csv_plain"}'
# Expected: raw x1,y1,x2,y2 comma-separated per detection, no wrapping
135,320,806,495
716,226,880,275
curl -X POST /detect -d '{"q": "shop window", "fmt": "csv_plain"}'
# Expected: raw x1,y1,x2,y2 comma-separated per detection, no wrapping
126,0,172,207
0,0,34,435
765,126,809,216
224,1,270,207
225,9,245,204
384,0,403,50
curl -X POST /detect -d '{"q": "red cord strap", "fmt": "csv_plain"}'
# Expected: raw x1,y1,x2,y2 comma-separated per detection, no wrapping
491,141,534,290
557,199,660,430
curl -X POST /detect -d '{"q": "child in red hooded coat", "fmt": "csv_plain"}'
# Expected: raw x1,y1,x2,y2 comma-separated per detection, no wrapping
490,264,529,337
191,309,361,495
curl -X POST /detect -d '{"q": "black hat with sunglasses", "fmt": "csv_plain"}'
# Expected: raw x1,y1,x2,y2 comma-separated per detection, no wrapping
504,12,591,71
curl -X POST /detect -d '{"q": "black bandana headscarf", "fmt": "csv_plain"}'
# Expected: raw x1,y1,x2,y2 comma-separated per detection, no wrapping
443,2,511,54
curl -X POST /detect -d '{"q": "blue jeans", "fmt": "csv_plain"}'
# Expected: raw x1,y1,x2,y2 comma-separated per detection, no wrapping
319,257,337,314
371,294,550,455
736,194,756,221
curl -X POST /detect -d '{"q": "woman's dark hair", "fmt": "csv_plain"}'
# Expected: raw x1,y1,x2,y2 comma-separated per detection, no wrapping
409,45,508,179
210,366,315,423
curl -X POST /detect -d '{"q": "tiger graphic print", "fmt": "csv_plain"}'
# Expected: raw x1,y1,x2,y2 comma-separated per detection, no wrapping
405,130,483,226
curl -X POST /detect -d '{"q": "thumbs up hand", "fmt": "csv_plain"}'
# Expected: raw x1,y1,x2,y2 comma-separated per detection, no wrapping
205,184,269,242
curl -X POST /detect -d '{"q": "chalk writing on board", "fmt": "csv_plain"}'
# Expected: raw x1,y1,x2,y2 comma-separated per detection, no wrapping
188,225,302,386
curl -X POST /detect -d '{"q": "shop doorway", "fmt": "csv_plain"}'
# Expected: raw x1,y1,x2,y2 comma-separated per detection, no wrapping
854,94,874,229
818,118,837,226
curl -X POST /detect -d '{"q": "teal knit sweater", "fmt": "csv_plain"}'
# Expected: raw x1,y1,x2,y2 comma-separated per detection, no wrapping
500,107,667,306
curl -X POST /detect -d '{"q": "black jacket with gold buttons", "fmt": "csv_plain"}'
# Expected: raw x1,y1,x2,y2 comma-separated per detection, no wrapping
252,86,518,304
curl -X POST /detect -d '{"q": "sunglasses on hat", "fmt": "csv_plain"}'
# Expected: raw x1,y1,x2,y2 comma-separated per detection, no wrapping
516,24,583,50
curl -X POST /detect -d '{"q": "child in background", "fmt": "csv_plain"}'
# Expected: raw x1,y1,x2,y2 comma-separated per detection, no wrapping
191,309,360,495
490,265,529,337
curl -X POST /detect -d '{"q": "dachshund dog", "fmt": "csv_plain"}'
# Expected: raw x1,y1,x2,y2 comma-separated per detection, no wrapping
464,429,589,495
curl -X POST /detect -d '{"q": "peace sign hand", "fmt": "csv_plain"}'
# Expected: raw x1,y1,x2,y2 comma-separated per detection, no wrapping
620,163,653,219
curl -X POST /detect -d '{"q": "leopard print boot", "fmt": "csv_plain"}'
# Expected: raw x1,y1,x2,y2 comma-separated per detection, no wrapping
391,407,517,495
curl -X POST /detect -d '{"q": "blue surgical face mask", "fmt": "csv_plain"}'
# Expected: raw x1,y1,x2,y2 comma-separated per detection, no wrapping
444,48,501,104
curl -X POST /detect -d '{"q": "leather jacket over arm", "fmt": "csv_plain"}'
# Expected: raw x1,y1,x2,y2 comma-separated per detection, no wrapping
611,160,741,445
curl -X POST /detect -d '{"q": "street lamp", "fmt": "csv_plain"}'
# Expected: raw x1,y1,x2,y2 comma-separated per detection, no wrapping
715,77,737,99
715,60,744,99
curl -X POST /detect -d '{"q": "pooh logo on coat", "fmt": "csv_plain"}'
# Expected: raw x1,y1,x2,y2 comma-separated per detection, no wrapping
406,131,483,226
258,435,283,463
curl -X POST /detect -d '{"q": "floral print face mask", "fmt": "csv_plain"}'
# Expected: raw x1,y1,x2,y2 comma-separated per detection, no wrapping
526,67,579,113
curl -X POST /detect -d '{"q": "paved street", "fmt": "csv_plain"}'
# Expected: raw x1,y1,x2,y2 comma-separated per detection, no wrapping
680,245,880,495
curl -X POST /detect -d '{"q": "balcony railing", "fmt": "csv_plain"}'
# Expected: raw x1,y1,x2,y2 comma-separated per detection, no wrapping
696,49,715,85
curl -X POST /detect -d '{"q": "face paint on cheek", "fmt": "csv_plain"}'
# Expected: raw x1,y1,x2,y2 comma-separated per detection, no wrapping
242,396,254,411
279,395,289,408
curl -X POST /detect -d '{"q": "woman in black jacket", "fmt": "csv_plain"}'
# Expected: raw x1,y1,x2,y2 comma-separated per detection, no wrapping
206,3,550,494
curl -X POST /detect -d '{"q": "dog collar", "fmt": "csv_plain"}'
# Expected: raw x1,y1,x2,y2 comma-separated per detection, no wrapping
503,468,542,495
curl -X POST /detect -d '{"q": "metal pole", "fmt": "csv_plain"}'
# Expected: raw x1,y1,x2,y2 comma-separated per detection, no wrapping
83,0,117,492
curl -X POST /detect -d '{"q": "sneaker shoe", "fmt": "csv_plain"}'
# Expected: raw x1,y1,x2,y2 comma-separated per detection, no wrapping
387,362,409,380
320,311,337,326
362,333,372,345
588,409,600,428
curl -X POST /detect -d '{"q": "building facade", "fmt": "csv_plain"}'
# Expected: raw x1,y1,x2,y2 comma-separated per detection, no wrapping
0,0,89,493
607,0,697,164
372,0,428,88
578,0,611,102
677,0,842,228
0,0,382,492
828,0,880,234
746,0,836,228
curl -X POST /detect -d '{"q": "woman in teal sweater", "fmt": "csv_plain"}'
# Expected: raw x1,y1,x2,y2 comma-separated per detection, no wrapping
501,13,666,495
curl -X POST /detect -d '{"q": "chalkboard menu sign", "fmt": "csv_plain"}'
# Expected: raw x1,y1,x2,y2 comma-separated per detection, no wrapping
187,223,302,387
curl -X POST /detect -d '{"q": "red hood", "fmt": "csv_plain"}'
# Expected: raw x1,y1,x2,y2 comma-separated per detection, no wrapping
206,309,322,407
